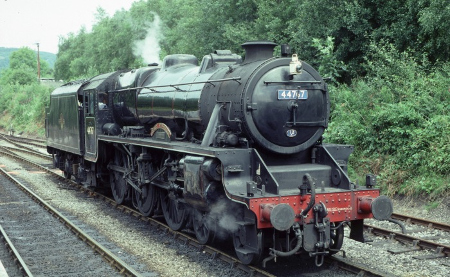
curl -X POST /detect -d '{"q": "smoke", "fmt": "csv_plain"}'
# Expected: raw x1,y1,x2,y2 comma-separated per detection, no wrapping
132,13,163,65
218,214,239,233
208,198,240,240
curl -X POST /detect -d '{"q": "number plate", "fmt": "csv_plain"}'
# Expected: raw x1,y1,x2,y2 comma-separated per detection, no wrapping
277,90,308,100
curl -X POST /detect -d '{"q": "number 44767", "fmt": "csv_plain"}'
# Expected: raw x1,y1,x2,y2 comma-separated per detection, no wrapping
277,90,308,100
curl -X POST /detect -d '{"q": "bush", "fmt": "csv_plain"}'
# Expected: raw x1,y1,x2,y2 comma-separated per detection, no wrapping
325,42,450,196
0,83,53,136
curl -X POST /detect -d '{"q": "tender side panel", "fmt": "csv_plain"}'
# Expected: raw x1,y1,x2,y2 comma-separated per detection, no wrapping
47,94,82,155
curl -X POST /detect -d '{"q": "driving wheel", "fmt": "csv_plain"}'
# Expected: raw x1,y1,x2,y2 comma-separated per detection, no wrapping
110,153,129,204
160,189,189,231
192,209,216,245
134,184,159,216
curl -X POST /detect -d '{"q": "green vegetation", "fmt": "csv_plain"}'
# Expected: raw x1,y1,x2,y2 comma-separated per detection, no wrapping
0,47,56,75
0,83,53,135
53,0,450,83
324,42,449,197
0,48,53,85
425,201,441,211
0,48,56,135
0,0,448,197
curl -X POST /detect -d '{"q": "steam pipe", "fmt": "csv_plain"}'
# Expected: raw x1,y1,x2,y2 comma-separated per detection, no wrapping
269,232,302,257
300,173,315,217
268,223,302,257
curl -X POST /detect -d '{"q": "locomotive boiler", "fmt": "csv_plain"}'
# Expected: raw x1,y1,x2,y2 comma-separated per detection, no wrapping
46,41,393,266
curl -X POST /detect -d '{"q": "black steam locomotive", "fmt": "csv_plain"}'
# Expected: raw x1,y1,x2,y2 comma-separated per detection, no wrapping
46,41,393,266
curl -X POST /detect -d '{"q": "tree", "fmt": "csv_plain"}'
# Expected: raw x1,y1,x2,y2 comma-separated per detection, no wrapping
85,9,139,73
9,47,37,70
55,8,144,81
418,0,450,62
0,48,38,85
55,32,80,80
39,59,53,78
53,0,450,82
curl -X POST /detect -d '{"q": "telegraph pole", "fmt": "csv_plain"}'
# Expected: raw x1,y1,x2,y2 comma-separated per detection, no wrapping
36,42,41,82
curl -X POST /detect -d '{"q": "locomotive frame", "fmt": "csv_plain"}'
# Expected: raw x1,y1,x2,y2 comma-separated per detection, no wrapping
46,41,393,266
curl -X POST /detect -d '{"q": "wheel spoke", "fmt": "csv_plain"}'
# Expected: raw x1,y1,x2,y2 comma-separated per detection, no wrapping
193,210,216,245
110,153,128,204
160,190,188,231
135,184,158,216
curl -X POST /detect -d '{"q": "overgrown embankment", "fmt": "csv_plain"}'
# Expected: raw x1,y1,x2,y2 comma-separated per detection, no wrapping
0,82,57,136
325,51,450,197
0,48,58,137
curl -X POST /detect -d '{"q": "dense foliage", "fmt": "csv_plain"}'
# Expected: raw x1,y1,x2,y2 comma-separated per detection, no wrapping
1,0,449,197
54,0,450,83
0,48,58,134
0,82,54,135
325,43,449,197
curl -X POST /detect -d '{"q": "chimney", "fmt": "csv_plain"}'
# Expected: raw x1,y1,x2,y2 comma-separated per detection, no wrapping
241,41,277,63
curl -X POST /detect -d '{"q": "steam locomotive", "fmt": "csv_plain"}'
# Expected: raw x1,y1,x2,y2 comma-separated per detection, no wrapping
46,41,393,266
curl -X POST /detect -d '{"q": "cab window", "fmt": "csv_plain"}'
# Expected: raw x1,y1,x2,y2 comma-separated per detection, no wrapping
88,91,95,115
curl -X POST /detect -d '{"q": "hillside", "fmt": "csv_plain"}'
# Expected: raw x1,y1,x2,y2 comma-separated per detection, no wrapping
0,47,56,72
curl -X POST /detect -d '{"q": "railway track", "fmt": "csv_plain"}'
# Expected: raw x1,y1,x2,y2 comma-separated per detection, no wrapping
0,134,47,158
0,165,142,276
2,145,51,161
364,218,450,260
390,213,450,232
0,224,33,276
0,133,46,148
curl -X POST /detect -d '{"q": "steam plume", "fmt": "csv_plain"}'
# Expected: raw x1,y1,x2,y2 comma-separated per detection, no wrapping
133,13,163,65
